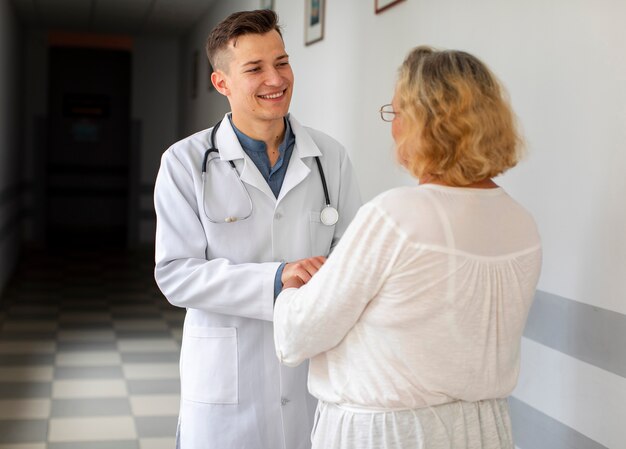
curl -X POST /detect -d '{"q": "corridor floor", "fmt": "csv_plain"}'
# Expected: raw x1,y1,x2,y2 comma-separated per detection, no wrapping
0,249,183,449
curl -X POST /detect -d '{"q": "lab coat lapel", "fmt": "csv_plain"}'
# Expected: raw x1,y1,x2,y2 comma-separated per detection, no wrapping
277,116,323,204
239,161,275,201
277,147,310,204
215,114,275,201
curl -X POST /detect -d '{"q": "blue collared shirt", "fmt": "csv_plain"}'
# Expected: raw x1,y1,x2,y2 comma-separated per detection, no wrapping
228,115,296,299
229,115,296,198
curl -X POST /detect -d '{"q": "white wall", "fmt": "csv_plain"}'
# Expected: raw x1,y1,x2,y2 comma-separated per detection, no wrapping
0,0,22,297
182,1,626,447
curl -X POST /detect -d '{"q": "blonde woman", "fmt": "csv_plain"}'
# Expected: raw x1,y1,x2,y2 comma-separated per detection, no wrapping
273,46,542,449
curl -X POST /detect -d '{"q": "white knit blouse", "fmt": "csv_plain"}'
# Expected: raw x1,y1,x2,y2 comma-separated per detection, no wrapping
274,184,542,410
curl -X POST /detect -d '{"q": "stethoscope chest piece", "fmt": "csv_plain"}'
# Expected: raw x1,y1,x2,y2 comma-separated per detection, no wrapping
203,119,340,226
320,206,339,226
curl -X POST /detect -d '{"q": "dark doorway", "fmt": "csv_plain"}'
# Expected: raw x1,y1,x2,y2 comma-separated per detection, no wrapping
47,47,131,248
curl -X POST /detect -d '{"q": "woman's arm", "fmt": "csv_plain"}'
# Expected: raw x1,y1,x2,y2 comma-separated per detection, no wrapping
274,202,407,366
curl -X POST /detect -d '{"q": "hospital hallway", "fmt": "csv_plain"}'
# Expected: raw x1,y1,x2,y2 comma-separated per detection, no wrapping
0,1,211,446
0,249,184,448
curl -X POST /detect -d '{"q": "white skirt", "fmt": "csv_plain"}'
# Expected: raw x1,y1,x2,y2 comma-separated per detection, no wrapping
311,398,514,449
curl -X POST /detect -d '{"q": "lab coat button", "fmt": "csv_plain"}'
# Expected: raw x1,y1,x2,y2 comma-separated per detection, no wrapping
281,397,290,406
274,212,282,220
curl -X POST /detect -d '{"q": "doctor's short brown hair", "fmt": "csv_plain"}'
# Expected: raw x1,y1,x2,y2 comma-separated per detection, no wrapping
395,46,523,186
206,9,283,72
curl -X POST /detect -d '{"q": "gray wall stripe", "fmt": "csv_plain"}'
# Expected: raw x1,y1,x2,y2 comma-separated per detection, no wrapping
509,396,607,449
524,290,626,379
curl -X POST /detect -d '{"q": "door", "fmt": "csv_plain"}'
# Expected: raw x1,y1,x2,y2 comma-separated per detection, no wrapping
47,47,131,248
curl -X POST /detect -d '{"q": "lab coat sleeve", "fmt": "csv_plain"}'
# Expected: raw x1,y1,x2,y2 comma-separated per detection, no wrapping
154,149,279,322
330,147,362,252
274,202,406,366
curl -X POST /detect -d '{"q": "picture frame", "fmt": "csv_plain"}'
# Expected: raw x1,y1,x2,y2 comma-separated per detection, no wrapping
260,0,274,10
191,50,199,99
375,0,405,14
305,0,325,46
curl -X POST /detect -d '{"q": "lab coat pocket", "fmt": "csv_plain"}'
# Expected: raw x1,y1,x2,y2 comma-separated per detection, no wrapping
181,326,238,404
309,211,335,256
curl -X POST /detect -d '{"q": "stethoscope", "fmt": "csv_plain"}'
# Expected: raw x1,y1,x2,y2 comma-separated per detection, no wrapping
201,120,339,226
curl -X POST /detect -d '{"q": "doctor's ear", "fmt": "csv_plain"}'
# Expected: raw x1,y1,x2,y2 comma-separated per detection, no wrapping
211,71,229,96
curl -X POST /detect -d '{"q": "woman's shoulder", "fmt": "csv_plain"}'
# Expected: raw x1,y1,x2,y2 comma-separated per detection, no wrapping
368,185,439,214
361,186,441,233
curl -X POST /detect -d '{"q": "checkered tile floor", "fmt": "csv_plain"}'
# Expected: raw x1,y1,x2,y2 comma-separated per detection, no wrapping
0,249,183,449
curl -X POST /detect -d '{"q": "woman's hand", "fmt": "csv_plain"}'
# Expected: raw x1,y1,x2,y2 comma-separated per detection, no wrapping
282,276,305,290
282,256,326,285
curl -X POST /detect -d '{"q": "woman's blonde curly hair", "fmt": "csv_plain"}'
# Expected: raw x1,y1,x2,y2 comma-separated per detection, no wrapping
395,46,523,185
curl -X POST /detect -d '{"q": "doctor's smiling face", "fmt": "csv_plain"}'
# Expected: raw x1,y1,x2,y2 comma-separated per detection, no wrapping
212,30,294,134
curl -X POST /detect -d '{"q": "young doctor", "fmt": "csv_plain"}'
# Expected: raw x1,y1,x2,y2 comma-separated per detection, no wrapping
153,9,361,449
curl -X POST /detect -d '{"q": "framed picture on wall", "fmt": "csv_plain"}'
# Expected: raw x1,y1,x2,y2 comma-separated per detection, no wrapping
375,0,406,14
305,0,325,46
261,0,274,9
191,50,199,99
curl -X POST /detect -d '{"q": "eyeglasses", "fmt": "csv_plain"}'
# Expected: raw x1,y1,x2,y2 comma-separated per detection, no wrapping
379,104,398,122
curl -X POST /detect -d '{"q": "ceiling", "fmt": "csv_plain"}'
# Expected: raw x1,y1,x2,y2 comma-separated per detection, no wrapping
10,0,218,36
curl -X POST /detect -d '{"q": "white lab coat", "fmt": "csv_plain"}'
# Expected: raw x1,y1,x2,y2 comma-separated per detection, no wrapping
153,114,362,449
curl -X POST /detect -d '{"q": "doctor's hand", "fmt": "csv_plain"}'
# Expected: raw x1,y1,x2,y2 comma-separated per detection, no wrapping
282,256,326,288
